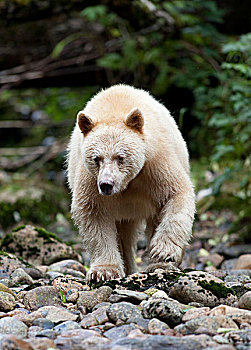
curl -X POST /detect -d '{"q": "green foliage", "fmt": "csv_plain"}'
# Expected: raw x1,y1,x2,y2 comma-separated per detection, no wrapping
199,34,251,198
51,33,85,59
0,87,96,123
79,1,250,232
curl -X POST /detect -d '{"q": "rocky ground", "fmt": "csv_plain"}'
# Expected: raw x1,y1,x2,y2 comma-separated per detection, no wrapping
0,221,250,350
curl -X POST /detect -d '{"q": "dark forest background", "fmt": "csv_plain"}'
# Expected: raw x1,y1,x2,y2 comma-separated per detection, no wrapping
0,0,250,243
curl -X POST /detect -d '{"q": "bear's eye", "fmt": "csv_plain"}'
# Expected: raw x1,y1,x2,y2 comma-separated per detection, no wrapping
93,156,101,165
117,155,124,164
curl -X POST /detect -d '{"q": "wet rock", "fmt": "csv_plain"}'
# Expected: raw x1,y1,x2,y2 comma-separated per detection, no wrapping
170,271,237,307
24,267,44,280
12,310,44,327
26,338,56,349
141,298,183,327
0,225,80,265
107,302,141,323
127,328,147,339
215,244,251,259
108,294,130,303
182,307,210,322
226,269,251,277
225,329,251,347
80,313,98,328
0,317,28,338
238,291,251,310
0,282,16,297
46,271,64,279
113,289,148,303
0,291,16,311
148,318,169,334
209,304,251,324
0,335,32,350
175,315,238,335
77,286,112,311
66,289,79,303
48,259,86,274
37,329,57,339
23,286,61,310
93,305,109,324
92,301,111,310
213,334,230,344
0,252,29,278
39,306,78,323
28,326,42,338
109,334,218,349
221,259,237,271
126,317,150,332
151,290,169,299
54,320,81,333
74,335,110,348
8,268,34,286
199,253,224,268
52,276,89,294
81,305,109,328
233,254,251,270
54,329,101,348
104,323,139,340
33,318,54,329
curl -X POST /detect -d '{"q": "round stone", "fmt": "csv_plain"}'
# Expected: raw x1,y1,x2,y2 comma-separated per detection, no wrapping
0,317,28,338
107,302,141,323
0,291,16,311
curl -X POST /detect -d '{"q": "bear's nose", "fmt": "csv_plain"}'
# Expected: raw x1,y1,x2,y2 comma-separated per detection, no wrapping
99,181,114,195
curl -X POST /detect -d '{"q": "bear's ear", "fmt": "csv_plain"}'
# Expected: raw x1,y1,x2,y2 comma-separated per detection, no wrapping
78,112,94,136
125,108,144,133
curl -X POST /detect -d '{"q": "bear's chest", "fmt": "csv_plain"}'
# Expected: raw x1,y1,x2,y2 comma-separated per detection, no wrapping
106,190,157,221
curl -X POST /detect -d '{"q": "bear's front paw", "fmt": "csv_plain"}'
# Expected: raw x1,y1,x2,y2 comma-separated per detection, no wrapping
149,238,184,266
86,264,125,282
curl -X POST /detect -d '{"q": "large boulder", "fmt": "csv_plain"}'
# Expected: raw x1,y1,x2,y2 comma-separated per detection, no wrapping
0,225,80,265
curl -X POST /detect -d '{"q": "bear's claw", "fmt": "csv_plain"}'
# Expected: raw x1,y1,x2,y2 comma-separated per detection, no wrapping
86,264,125,282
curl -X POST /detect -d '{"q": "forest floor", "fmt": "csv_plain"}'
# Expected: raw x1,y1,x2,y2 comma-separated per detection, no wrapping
0,215,250,350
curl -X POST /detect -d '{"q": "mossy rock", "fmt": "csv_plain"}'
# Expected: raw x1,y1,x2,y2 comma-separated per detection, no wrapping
169,271,238,307
0,251,31,278
90,270,185,292
0,225,81,265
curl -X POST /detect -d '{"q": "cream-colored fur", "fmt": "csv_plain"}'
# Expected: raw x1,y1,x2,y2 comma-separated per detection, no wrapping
67,85,195,281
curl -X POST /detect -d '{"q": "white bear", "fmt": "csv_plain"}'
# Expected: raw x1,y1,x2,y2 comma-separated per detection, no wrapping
67,84,195,281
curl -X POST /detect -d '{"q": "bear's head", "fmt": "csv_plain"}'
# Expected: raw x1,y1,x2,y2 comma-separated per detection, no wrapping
78,108,146,196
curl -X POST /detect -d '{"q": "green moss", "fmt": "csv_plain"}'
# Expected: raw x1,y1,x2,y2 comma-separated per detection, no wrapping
0,233,13,247
0,250,14,258
199,280,236,299
35,227,63,244
12,225,26,232
89,271,185,291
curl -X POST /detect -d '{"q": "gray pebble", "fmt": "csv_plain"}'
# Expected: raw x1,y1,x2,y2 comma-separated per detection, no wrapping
0,317,28,338
54,320,81,333
32,318,54,329
238,291,251,310
107,302,141,323
104,323,138,340
9,268,34,287
0,291,16,312
141,298,183,327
